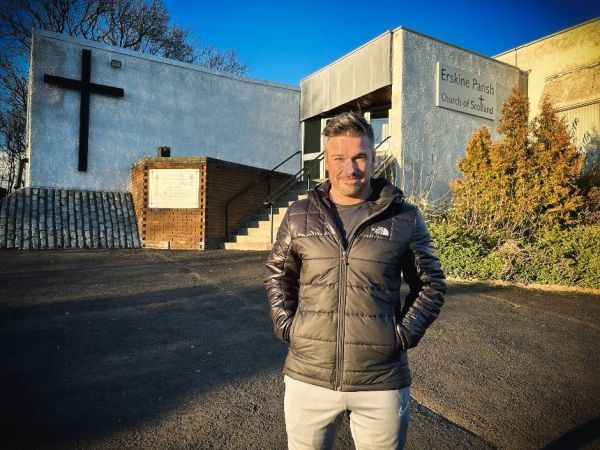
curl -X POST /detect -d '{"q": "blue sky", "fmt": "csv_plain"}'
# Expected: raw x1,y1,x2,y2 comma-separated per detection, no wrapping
168,0,599,86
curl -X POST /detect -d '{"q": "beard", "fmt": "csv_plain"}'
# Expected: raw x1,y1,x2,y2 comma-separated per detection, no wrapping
333,175,369,197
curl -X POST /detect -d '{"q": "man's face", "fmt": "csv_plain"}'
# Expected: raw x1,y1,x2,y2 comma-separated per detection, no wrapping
324,134,374,204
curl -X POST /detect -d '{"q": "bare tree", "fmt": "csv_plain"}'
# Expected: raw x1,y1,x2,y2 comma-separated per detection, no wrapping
0,0,249,192
0,57,27,192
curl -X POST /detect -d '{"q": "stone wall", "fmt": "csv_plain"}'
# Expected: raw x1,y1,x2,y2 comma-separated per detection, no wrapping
0,188,140,249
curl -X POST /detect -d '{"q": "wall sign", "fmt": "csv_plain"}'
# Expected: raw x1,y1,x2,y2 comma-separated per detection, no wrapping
436,63,496,120
148,169,199,209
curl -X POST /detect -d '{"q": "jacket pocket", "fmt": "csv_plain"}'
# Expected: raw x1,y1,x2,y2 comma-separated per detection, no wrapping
288,312,300,345
392,316,401,359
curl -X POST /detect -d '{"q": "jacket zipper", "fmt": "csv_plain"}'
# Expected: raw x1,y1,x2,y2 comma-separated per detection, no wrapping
334,200,397,390
335,248,349,390
311,193,347,391
311,189,399,391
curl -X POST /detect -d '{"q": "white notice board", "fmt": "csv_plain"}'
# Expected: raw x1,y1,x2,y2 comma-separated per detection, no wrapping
148,169,199,209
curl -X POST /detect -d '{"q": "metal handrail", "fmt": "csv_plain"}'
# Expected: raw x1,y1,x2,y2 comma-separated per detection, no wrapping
263,151,324,206
224,150,301,240
263,152,325,242
373,156,396,178
373,136,394,179
263,152,325,244
375,135,391,151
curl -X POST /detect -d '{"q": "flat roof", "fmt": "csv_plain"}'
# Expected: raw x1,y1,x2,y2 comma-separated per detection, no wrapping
300,31,392,82
32,29,300,92
301,25,525,82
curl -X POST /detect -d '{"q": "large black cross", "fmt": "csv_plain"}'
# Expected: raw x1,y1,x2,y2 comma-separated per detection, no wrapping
44,49,124,172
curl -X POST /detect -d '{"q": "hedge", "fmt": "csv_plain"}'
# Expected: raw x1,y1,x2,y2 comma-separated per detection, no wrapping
428,222,600,289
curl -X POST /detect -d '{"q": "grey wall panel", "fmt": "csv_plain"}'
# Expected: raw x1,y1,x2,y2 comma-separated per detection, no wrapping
300,32,392,120
395,29,524,203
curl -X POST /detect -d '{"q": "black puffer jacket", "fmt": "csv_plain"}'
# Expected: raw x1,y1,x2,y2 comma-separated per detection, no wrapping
265,179,446,391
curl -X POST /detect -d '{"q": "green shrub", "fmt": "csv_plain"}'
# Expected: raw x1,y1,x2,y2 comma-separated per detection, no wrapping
429,222,501,280
429,221,600,289
526,226,600,288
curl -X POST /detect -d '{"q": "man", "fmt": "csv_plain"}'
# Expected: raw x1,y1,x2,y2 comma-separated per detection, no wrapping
265,111,446,450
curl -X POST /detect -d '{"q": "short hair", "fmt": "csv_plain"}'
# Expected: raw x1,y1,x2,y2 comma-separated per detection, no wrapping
322,111,374,148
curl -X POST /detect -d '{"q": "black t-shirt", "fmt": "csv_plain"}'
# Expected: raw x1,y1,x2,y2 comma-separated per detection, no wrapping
331,201,371,248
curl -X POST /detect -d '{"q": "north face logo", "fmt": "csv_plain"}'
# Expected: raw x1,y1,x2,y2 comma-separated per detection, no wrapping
372,226,390,237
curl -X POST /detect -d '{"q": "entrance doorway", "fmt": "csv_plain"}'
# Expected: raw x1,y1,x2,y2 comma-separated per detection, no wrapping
302,117,325,179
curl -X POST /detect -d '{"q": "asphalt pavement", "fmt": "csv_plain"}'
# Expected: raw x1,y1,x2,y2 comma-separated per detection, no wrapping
0,250,598,449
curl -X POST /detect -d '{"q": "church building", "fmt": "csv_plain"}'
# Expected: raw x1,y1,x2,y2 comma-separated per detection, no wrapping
299,18,598,203
1,17,597,250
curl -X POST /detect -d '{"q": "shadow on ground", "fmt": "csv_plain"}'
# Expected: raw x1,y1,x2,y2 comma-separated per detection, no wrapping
2,290,283,445
1,250,290,447
1,249,597,449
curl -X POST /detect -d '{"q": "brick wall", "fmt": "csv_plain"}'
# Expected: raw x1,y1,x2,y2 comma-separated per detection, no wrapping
204,158,292,249
131,158,206,250
131,157,292,250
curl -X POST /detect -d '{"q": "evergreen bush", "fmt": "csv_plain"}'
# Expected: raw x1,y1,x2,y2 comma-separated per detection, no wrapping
429,222,600,289
526,226,600,288
428,222,501,280
450,87,583,240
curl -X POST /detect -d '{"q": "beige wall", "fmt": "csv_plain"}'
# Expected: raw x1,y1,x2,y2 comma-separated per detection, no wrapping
560,103,600,155
493,18,600,117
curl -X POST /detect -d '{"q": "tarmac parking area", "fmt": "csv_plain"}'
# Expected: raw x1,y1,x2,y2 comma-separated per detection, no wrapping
1,250,598,449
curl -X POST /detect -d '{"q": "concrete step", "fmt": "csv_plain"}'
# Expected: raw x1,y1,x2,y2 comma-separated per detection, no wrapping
245,213,286,228
255,211,287,222
224,241,274,251
257,188,308,211
279,192,308,203
231,219,283,243
258,204,288,215
224,183,315,251
255,217,285,229
264,194,306,211
237,225,281,238
234,233,277,244
254,195,304,221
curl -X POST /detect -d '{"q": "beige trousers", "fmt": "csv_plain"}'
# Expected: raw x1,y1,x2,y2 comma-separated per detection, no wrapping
284,375,410,450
